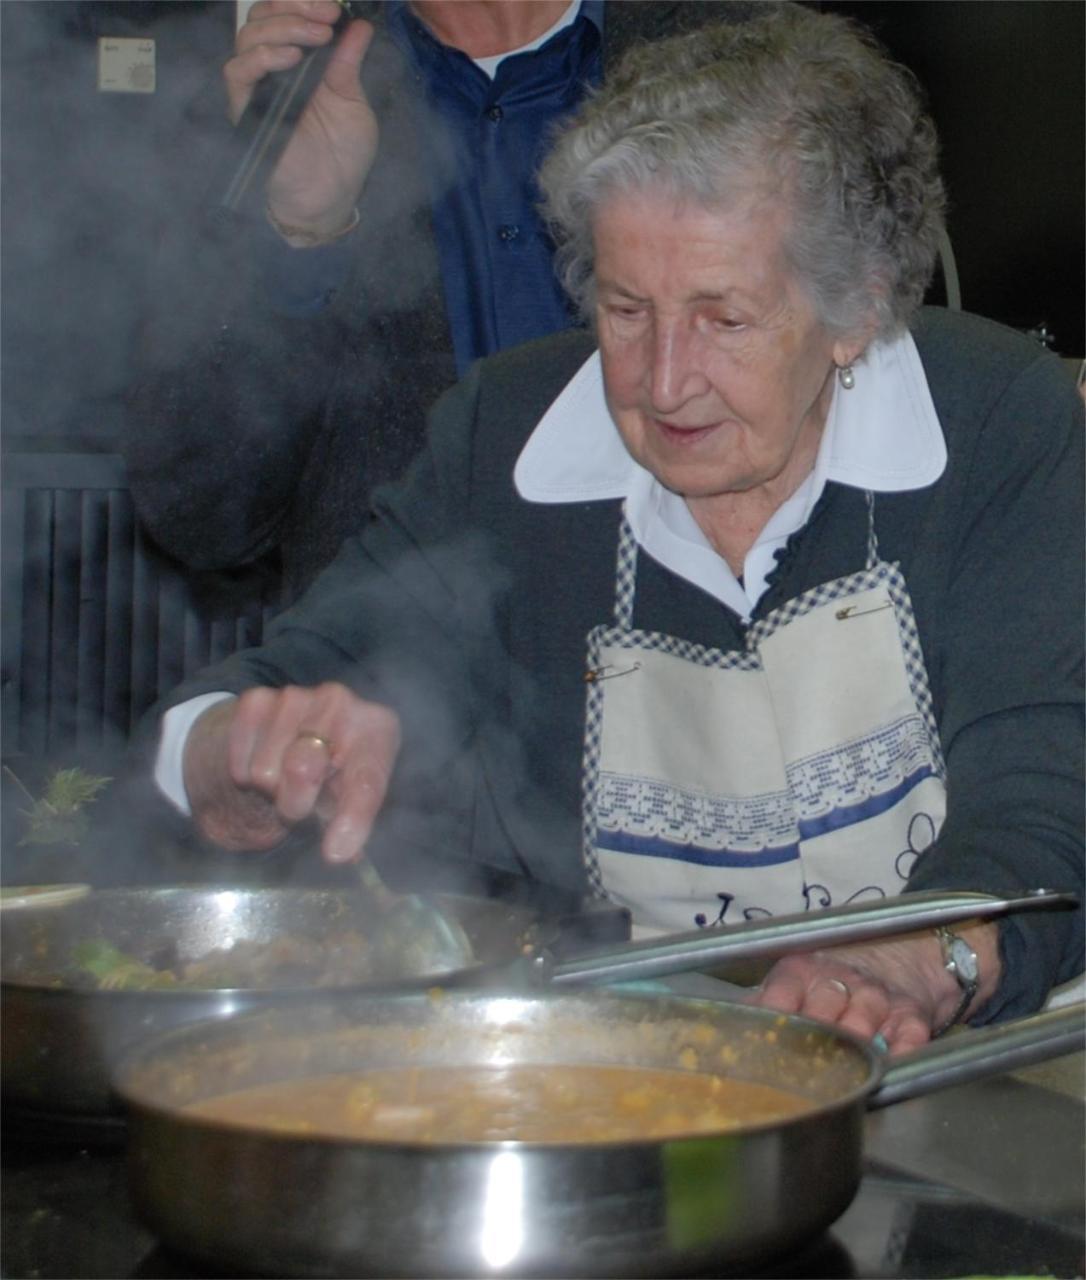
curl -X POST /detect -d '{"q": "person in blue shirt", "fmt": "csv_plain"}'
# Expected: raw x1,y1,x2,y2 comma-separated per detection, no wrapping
229,0,599,364
126,0,760,601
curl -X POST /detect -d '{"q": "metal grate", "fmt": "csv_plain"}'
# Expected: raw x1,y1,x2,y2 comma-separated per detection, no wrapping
1,452,280,765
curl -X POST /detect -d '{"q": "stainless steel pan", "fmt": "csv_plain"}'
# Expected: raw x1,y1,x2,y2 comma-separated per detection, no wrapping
0,886,544,1116
1,885,1073,1117
113,990,1085,1278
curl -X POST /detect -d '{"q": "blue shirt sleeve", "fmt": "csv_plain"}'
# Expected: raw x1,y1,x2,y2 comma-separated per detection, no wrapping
254,214,355,318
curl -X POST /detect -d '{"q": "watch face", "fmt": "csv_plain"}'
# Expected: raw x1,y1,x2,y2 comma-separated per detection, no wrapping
950,936,979,983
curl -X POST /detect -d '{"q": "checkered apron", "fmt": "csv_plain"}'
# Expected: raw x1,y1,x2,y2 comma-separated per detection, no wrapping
581,495,947,934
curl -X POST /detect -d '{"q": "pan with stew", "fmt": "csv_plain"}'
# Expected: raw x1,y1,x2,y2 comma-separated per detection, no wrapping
113,990,1085,1278
2,884,1073,1120
0,885,557,1118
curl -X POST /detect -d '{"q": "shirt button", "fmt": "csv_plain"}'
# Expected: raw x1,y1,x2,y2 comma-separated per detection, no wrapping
486,105,504,122
498,224,520,242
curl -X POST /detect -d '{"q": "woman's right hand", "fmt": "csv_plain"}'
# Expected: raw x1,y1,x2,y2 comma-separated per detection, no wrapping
183,682,402,865
749,923,1001,1056
224,1,379,239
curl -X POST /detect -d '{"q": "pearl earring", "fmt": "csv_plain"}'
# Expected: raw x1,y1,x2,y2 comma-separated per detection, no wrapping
837,364,855,390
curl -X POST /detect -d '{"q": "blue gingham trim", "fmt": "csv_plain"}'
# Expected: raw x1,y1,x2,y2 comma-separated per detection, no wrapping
581,624,609,895
744,566,892,649
864,489,880,568
591,624,763,671
884,567,945,776
613,517,638,629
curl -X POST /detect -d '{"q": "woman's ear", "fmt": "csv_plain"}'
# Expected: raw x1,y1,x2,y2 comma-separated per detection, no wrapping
832,314,880,371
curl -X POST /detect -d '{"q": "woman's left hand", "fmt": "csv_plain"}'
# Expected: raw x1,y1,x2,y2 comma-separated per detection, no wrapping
748,924,1000,1056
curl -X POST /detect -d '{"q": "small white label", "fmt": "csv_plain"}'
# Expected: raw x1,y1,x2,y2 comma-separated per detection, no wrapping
98,37,156,94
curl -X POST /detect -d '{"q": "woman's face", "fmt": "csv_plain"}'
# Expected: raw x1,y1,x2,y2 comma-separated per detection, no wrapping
594,190,856,508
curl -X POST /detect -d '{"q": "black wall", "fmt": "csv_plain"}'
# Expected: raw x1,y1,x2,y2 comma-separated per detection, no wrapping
822,0,1084,359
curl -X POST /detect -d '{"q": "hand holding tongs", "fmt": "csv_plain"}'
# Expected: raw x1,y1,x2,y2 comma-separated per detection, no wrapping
216,0,369,216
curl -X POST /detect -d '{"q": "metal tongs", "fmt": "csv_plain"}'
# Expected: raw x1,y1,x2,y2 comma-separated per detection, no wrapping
217,0,369,216
354,859,475,980
439,888,1078,991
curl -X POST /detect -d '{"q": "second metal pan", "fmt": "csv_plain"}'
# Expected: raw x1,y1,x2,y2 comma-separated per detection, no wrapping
0,886,549,1117
113,991,1085,1278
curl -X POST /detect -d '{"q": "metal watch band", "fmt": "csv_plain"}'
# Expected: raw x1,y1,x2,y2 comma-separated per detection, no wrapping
931,925,979,1038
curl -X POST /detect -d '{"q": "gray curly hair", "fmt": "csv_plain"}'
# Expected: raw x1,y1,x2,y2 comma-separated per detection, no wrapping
538,4,946,340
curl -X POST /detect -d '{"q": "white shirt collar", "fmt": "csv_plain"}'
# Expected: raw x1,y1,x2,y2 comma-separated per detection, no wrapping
513,331,947,619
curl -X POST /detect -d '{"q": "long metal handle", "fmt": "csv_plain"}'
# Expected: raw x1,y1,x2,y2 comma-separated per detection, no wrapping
869,1002,1085,1109
548,890,1077,987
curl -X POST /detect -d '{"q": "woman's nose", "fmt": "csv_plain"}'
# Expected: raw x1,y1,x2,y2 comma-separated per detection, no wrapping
649,321,709,412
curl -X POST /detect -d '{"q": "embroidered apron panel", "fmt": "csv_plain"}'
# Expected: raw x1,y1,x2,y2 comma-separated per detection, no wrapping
581,514,946,934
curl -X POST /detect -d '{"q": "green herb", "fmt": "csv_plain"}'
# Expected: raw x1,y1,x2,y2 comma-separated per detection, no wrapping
6,766,112,847
71,939,177,990
71,939,134,979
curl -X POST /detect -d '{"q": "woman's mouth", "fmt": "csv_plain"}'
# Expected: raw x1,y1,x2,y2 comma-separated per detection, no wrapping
655,420,720,446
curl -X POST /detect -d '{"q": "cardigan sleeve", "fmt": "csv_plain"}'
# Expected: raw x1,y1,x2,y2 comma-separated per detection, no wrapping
905,338,1084,1023
128,360,503,870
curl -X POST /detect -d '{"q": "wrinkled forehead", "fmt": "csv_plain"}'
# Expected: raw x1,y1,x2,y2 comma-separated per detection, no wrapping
589,186,795,284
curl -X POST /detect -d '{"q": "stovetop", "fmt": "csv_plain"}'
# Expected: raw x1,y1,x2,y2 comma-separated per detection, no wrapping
4,1068,1083,1280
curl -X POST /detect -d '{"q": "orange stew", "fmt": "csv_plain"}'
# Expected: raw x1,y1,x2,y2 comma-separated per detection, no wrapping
185,1063,814,1144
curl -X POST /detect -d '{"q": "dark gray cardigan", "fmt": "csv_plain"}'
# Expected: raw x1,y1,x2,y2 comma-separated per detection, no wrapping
147,307,1084,1025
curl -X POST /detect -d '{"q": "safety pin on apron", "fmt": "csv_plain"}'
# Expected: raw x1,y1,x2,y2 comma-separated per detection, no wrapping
835,602,893,621
584,661,642,683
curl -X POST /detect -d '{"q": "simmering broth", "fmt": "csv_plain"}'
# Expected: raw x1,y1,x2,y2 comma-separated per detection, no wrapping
185,1062,814,1143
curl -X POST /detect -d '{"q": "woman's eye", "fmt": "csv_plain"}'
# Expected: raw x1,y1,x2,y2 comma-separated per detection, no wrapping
710,316,746,332
604,304,647,330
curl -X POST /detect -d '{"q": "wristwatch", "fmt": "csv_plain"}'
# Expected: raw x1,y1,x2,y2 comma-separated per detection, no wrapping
932,926,979,1037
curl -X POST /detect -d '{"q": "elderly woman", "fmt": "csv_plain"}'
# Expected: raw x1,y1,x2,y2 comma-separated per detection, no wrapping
148,5,1083,1053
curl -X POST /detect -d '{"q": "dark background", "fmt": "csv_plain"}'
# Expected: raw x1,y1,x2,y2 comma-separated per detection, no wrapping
822,0,1084,358
2,0,237,448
